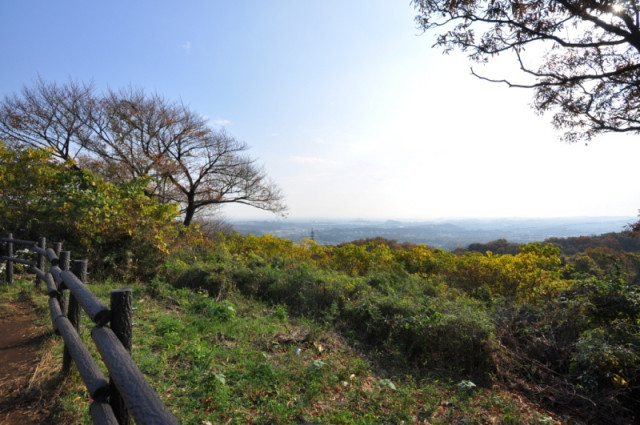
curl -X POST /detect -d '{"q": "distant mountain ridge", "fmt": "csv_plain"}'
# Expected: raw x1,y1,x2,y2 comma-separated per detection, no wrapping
230,217,635,250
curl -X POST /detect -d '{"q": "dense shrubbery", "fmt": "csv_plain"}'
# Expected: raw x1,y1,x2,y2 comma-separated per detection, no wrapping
162,234,496,376
0,142,180,278
158,233,640,422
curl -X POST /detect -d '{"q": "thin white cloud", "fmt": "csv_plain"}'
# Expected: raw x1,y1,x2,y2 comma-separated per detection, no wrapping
180,41,191,52
290,155,340,167
213,119,231,127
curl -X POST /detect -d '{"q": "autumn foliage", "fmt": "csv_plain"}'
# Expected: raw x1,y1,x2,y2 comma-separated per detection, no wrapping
0,142,180,277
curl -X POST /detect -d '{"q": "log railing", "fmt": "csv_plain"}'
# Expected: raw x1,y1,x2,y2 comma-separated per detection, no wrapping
1,234,179,425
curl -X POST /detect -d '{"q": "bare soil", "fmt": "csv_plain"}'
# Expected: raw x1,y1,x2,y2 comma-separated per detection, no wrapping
0,298,55,424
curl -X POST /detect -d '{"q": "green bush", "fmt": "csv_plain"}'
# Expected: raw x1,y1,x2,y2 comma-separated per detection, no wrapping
572,326,640,393
565,277,640,407
233,265,281,299
162,246,239,299
0,142,180,279
344,294,495,375
258,263,360,318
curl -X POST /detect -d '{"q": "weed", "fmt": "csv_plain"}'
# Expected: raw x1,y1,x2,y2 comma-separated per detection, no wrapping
1,267,567,424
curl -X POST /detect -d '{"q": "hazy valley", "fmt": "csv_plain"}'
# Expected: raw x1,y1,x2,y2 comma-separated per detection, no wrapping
231,216,635,249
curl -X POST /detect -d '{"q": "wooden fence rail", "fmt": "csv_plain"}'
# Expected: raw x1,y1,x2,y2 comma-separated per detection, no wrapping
1,234,179,425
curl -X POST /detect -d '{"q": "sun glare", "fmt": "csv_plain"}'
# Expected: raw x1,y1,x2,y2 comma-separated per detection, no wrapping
612,3,624,13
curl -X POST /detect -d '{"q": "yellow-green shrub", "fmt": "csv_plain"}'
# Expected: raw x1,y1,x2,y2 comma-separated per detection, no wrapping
0,142,180,278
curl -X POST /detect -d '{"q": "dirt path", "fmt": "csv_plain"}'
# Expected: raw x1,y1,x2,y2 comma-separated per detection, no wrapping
0,298,53,424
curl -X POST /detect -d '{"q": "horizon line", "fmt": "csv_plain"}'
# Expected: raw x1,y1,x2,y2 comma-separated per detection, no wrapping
226,215,637,222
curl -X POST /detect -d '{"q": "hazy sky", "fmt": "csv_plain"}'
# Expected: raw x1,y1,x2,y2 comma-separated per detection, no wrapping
2,1,639,220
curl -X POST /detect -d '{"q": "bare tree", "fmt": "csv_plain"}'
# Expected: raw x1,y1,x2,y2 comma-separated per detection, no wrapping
0,80,287,225
82,87,191,197
412,0,640,142
84,88,286,225
161,129,286,225
0,77,94,160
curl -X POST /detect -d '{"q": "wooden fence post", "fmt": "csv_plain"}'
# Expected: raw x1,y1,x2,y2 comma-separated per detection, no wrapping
63,258,87,375
53,243,63,293
109,288,133,425
6,233,13,285
69,260,87,332
35,237,46,288
59,250,73,374
58,250,70,311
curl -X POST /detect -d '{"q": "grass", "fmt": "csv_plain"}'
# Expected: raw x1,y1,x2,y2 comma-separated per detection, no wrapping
1,277,562,424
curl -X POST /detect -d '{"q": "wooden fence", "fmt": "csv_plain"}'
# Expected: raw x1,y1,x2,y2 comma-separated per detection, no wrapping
1,234,180,425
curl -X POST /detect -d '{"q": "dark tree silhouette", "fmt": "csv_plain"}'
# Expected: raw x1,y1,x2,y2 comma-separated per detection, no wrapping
413,0,640,142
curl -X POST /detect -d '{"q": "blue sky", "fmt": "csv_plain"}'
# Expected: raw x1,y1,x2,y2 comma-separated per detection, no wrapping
2,1,639,220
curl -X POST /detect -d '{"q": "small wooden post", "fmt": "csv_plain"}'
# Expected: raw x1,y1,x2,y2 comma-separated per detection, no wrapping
68,261,87,329
36,237,46,288
6,233,13,285
58,250,70,312
53,242,63,290
109,288,133,425
59,251,73,374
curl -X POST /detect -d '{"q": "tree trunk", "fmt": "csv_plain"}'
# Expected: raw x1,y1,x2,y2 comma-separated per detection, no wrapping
182,200,196,226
